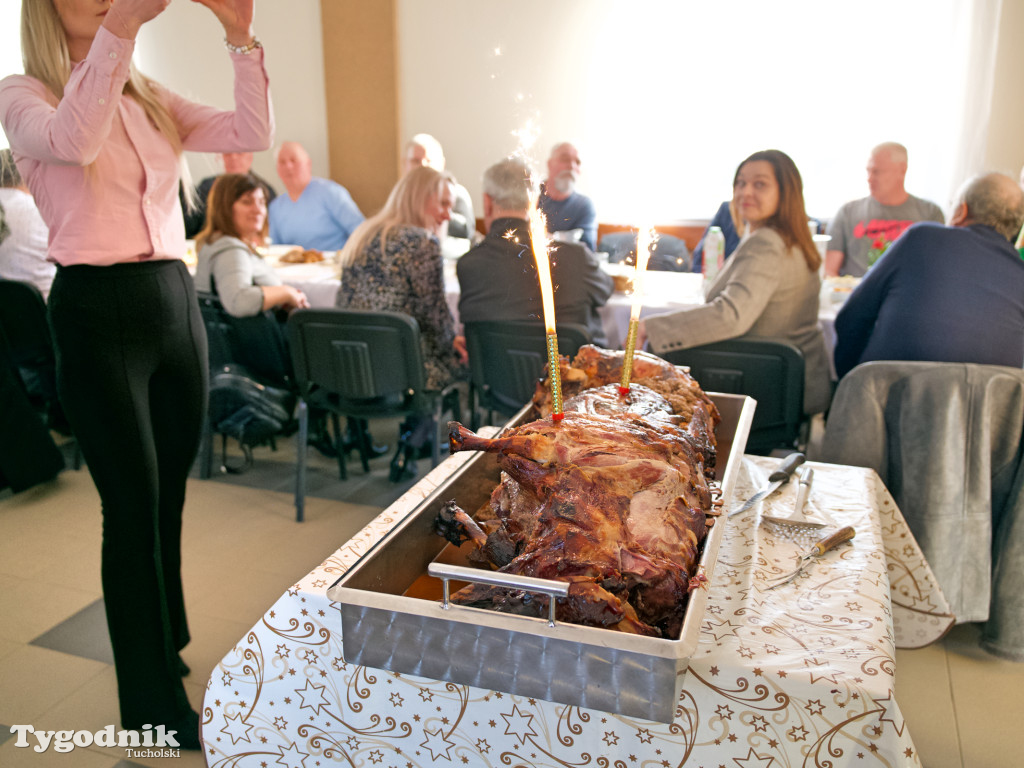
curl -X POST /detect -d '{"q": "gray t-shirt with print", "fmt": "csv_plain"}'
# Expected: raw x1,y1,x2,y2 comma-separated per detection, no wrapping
826,194,944,276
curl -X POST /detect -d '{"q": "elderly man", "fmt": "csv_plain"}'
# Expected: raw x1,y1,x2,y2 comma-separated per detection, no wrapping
183,151,277,238
825,142,944,277
833,173,1024,378
269,141,364,251
457,157,613,344
538,141,598,252
403,134,476,240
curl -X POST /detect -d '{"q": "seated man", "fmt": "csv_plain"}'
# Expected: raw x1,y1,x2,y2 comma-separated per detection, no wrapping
183,151,278,239
458,157,613,344
834,172,1024,378
269,141,364,251
0,150,54,300
825,142,944,277
403,134,476,241
538,141,598,252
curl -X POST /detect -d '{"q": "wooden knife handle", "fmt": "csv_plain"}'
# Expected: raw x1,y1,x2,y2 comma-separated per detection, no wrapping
812,526,856,556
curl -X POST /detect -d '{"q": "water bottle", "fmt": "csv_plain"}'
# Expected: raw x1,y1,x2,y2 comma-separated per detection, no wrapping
703,226,725,283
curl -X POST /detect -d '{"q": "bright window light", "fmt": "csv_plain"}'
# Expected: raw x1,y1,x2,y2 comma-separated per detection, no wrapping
581,0,973,222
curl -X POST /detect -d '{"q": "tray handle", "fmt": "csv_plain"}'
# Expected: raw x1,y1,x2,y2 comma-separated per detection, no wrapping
427,563,571,627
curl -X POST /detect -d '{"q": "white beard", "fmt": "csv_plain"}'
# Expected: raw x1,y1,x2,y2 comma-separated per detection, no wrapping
550,171,576,196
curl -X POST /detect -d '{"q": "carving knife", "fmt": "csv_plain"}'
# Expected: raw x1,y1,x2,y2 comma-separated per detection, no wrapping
729,452,806,518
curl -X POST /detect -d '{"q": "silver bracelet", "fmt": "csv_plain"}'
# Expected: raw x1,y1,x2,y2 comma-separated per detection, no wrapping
224,36,262,55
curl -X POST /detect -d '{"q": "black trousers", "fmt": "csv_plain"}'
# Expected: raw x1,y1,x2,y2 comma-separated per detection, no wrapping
48,259,207,729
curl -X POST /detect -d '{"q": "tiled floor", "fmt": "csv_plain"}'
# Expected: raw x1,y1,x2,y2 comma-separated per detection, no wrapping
2,433,1023,767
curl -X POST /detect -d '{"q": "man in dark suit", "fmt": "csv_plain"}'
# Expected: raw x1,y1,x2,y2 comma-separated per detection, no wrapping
457,157,613,344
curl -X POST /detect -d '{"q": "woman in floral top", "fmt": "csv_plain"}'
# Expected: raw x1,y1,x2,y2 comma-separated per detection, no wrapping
336,167,467,479
336,166,465,391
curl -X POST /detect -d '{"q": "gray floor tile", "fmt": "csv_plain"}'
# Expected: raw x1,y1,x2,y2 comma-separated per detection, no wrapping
29,598,113,665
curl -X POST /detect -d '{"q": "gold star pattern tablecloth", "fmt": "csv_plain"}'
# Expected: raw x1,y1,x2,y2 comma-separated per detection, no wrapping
202,455,953,767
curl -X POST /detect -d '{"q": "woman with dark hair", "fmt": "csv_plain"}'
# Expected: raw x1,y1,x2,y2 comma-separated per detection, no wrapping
194,173,308,317
642,149,830,415
0,0,272,748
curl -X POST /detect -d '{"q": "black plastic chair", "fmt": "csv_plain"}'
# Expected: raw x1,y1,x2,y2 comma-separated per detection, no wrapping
196,291,293,390
661,337,805,455
464,320,591,427
287,308,460,522
0,278,80,469
195,291,296,476
597,231,692,272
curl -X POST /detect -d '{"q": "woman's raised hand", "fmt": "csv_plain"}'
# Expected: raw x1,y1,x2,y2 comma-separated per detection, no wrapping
191,0,256,46
105,0,171,40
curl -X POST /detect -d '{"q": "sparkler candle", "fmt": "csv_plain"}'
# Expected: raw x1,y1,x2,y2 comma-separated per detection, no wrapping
528,199,564,420
619,226,655,394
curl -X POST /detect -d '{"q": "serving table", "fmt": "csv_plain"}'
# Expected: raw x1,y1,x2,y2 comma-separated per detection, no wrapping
201,454,952,767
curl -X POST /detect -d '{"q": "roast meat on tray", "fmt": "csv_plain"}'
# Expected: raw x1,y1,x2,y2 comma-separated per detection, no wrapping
434,345,720,638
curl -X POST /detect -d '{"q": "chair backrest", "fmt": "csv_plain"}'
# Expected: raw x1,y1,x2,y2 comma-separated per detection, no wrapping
196,291,293,390
0,279,58,405
0,279,53,371
597,231,692,272
661,337,804,454
287,308,428,411
464,320,591,417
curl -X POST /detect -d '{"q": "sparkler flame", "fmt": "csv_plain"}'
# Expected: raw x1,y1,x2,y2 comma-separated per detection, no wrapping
629,225,656,322
619,225,657,394
528,196,556,334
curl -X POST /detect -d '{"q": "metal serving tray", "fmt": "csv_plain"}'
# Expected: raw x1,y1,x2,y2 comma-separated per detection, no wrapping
327,393,754,723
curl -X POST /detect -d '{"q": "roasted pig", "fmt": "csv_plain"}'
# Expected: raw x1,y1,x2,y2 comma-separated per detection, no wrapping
533,345,720,470
435,380,715,638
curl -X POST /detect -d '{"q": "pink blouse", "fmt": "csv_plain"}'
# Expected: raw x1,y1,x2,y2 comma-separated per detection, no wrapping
0,27,274,267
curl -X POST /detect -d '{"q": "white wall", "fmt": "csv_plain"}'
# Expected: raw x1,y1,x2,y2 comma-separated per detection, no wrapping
396,0,1021,223
136,0,329,187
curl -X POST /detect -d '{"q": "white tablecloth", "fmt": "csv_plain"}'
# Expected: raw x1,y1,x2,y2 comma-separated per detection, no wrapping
201,456,952,766
279,264,841,374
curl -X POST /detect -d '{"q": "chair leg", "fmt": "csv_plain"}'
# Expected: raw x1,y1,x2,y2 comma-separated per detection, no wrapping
329,412,349,480
350,416,371,473
198,417,213,479
295,400,308,522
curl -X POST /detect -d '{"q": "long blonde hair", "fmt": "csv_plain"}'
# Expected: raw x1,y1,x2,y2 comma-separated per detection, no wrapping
340,166,448,266
22,0,192,198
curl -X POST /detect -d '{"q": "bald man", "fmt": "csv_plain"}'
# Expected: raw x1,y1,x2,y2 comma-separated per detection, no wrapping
834,172,1024,377
403,134,476,240
825,142,944,277
269,141,364,251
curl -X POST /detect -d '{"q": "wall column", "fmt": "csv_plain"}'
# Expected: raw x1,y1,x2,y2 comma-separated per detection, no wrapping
320,0,399,215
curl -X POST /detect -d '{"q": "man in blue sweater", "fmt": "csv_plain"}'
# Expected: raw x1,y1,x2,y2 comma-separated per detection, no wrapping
538,141,598,252
269,141,364,251
834,172,1024,378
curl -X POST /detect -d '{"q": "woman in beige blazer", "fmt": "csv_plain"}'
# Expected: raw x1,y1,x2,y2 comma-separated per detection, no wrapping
643,150,831,415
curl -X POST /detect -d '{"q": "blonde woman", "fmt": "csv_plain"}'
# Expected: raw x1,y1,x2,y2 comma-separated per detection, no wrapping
0,0,272,748
337,166,467,478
